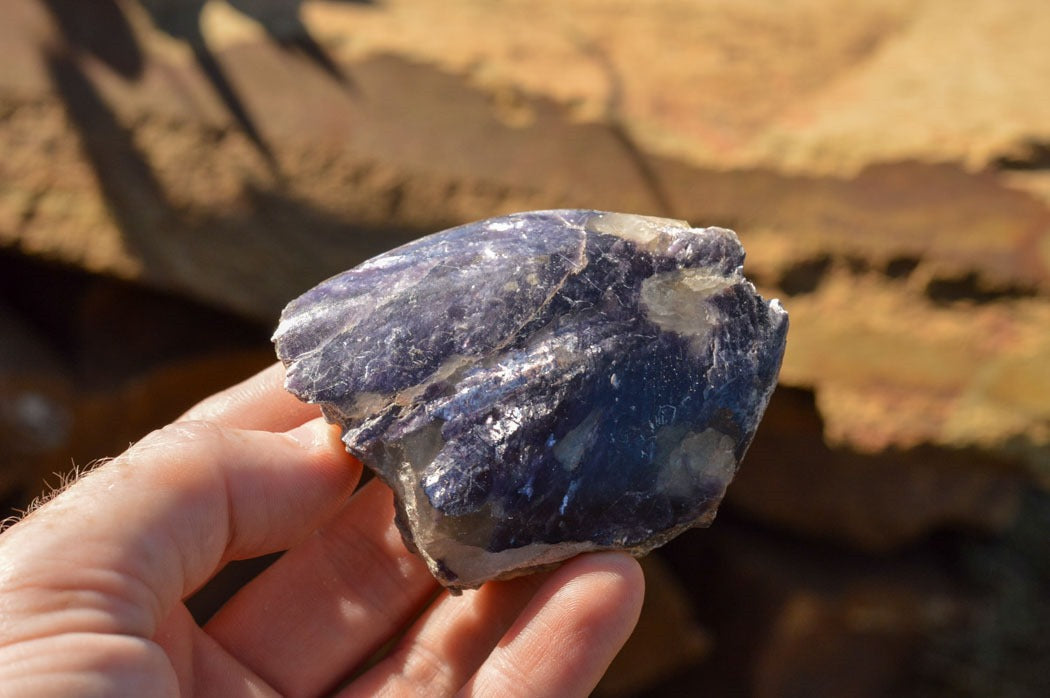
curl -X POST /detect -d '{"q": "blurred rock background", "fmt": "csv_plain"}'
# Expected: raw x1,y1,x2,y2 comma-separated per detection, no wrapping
1,0,1048,695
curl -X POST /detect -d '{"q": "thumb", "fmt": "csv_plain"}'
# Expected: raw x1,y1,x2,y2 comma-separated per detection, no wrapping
0,418,358,644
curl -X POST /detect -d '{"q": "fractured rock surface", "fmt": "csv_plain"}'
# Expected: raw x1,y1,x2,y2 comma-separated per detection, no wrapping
274,210,787,589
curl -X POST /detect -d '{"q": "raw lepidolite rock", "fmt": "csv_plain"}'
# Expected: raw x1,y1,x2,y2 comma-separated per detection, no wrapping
274,210,787,591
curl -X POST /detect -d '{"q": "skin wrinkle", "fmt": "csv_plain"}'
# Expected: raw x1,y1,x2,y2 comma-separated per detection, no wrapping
469,648,534,698
353,572,548,696
0,632,181,697
126,424,233,607
514,562,641,692
154,606,196,696
1,500,171,645
389,633,454,693
312,488,432,627
0,570,155,647
313,529,411,634
185,617,278,698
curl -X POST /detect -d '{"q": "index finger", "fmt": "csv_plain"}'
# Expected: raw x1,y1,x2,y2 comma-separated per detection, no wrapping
179,362,320,432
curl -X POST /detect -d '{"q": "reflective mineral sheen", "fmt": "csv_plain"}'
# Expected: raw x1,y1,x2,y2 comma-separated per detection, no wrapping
274,210,788,591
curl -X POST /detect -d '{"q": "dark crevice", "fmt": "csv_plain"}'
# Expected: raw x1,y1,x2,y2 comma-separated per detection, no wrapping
885,255,921,279
773,251,1040,305
186,552,283,624
844,254,871,275
0,248,268,385
994,140,1050,171
777,255,832,296
925,272,1037,305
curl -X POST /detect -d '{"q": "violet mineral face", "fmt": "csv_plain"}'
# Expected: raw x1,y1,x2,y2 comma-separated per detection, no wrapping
274,210,787,591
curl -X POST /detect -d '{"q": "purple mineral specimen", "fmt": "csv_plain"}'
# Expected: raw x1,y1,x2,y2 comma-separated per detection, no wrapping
274,210,787,591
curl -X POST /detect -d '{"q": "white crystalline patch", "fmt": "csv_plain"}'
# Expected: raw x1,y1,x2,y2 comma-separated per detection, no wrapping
552,409,602,470
588,211,691,252
488,218,526,232
486,404,528,447
639,267,739,347
358,253,410,271
656,428,738,498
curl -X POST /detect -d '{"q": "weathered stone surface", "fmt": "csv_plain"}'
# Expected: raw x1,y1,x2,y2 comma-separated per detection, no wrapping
731,388,1023,551
306,0,1050,176
3,0,1048,493
274,210,787,589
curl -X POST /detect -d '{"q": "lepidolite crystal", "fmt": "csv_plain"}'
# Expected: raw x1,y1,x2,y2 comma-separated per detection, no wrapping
274,210,787,591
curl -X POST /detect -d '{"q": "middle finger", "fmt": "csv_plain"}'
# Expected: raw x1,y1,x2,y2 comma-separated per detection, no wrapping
341,571,550,696
205,478,438,697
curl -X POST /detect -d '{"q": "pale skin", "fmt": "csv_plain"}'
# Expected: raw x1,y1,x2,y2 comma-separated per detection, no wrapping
0,363,644,697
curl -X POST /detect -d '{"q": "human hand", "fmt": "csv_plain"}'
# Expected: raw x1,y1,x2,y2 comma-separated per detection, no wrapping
0,364,644,696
